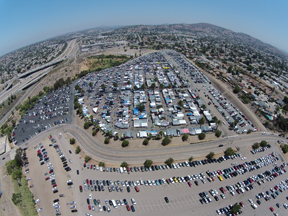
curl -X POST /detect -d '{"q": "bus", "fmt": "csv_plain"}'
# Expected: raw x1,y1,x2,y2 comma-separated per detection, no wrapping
218,175,223,181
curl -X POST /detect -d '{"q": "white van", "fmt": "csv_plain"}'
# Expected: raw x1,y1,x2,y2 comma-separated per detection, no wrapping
112,200,117,208
120,167,123,173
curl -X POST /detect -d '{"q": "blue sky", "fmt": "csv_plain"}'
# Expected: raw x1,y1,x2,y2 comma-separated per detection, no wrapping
1,0,288,56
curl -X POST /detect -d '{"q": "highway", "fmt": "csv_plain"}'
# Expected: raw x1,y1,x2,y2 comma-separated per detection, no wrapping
0,123,281,166
0,39,77,105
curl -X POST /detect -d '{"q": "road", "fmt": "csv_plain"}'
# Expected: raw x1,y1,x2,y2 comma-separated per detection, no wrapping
0,121,281,166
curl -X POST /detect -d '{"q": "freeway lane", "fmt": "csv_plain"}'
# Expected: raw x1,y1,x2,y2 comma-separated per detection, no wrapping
1,123,281,166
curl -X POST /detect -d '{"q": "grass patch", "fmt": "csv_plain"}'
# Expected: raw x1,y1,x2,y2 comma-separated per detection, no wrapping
11,177,37,216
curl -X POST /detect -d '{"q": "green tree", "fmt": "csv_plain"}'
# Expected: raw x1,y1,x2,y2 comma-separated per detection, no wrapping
165,157,174,165
143,138,149,145
206,152,215,160
6,160,17,175
282,144,288,154
99,162,105,167
216,120,222,130
14,148,23,168
224,147,235,156
11,193,22,205
178,100,184,107
160,83,164,89
247,129,252,134
84,122,90,129
141,83,146,89
162,136,171,146
182,134,189,141
113,82,118,87
198,132,206,140
230,203,241,214
252,142,260,149
104,137,110,144
136,103,145,112
84,156,91,163
144,159,153,167
189,156,194,162
260,140,268,147
69,138,75,144
11,169,22,180
75,146,81,154
92,130,97,136
122,140,129,147
233,85,241,94
215,130,222,138
199,117,205,126
158,131,164,138
121,161,128,167
151,83,156,89
101,84,106,90
89,82,93,88
201,104,207,109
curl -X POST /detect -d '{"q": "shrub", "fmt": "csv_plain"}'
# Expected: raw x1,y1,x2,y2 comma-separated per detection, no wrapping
247,129,252,134
215,130,222,137
198,132,206,140
92,130,97,136
189,156,194,162
84,122,90,129
69,138,75,144
260,140,268,147
143,139,149,145
122,140,129,147
252,142,260,150
144,159,153,167
99,162,105,167
75,146,81,154
162,136,171,146
84,156,91,163
182,134,188,141
282,144,288,154
121,161,128,167
104,137,110,144
230,203,241,214
165,157,174,165
206,152,215,160
224,147,235,156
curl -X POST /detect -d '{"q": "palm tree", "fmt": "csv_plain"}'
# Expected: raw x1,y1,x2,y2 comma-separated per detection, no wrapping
216,120,222,130
159,131,164,138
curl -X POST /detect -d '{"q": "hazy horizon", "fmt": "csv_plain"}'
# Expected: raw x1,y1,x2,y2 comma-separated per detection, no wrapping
1,0,288,57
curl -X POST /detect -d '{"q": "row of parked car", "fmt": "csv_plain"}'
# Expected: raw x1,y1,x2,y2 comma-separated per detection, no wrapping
85,194,136,213
84,153,242,175
53,143,71,172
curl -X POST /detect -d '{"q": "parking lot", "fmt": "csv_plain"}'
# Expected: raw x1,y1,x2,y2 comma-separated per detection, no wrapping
71,139,287,216
13,86,74,145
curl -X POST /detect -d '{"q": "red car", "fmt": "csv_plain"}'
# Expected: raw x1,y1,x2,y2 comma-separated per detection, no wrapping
135,186,140,192
211,177,215,181
239,202,244,207
187,181,192,187
79,185,82,192
126,205,130,211
53,184,57,187
86,179,89,184
45,177,50,180
88,205,91,210
83,163,86,167
274,186,278,190
220,187,226,193
270,207,274,212
90,165,93,169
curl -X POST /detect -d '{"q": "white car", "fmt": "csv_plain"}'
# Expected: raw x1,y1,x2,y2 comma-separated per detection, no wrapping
37,208,43,212
131,198,136,205
89,193,92,199
99,204,103,211
35,199,40,204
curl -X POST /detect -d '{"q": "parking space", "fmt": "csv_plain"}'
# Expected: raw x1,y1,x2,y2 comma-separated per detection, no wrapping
13,86,74,145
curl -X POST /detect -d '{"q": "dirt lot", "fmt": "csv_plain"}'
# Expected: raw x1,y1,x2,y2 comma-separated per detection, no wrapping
26,137,76,216
0,166,22,216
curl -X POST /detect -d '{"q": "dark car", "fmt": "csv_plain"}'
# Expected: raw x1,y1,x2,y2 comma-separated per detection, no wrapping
127,186,130,193
164,197,169,203
76,170,79,175
71,209,77,213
